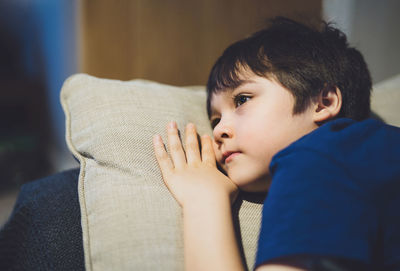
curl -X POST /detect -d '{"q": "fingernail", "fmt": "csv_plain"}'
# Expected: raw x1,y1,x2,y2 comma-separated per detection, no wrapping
153,134,162,144
168,121,176,129
187,123,195,129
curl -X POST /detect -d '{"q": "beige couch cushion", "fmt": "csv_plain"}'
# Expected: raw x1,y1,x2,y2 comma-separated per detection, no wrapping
61,72,400,271
371,73,400,127
61,73,263,271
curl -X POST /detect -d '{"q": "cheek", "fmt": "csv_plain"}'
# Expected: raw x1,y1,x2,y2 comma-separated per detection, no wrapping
239,128,273,161
212,140,223,163
237,116,270,148
212,140,219,154
236,118,280,165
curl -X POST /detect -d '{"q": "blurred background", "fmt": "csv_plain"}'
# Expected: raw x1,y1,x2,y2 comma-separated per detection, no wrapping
0,0,399,223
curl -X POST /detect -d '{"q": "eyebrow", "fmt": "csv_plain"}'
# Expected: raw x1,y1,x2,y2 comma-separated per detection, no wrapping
208,79,258,118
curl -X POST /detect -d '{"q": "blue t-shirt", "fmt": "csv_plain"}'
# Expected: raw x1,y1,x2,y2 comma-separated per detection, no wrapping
255,118,400,270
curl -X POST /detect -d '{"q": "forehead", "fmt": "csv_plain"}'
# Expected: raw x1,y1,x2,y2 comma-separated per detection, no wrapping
208,78,259,114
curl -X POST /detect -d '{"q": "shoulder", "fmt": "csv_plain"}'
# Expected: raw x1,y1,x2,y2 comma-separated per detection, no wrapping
279,118,399,155
270,118,400,190
257,119,400,268
288,118,400,154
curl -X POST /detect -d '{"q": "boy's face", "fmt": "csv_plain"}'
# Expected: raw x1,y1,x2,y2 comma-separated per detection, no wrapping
209,72,318,192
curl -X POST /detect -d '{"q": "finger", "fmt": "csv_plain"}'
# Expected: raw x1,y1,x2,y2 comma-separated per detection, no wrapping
167,121,187,168
185,123,201,165
200,134,216,166
153,134,174,177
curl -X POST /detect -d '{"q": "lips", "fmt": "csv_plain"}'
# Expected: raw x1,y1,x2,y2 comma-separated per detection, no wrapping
222,151,241,164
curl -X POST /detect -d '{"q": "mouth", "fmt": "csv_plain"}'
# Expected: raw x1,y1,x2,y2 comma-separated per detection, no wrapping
222,151,241,164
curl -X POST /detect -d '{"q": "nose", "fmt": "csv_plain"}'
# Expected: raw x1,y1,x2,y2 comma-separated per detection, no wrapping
213,117,233,144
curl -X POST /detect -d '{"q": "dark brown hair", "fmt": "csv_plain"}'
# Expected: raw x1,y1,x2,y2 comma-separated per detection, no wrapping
206,17,371,121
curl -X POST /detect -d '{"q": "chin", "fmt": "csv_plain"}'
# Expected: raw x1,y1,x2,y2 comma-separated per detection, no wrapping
226,165,271,193
233,176,270,193
239,182,269,193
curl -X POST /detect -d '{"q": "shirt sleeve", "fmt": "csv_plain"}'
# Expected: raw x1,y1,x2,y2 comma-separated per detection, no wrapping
255,148,378,268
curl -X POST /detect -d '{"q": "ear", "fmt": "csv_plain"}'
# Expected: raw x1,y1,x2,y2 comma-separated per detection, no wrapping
313,85,342,123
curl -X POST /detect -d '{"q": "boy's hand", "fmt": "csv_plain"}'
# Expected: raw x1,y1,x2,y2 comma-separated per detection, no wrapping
153,122,238,207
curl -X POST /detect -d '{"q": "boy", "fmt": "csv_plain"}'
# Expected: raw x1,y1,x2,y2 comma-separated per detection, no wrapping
153,17,400,270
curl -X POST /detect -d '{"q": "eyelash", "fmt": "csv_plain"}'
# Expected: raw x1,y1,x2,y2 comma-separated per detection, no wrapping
233,94,251,108
210,94,251,129
210,118,220,129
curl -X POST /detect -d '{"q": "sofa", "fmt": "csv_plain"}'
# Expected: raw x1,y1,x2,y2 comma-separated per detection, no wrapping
0,73,399,271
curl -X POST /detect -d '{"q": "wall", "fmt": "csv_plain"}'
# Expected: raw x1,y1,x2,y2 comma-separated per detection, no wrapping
80,0,322,86
323,0,400,83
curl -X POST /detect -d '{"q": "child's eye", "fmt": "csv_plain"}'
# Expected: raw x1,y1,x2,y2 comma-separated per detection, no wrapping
234,94,251,107
210,118,220,129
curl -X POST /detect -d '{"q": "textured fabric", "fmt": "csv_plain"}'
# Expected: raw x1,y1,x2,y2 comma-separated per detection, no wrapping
0,168,84,271
371,73,400,127
255,118,400,270
60,74,263,271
